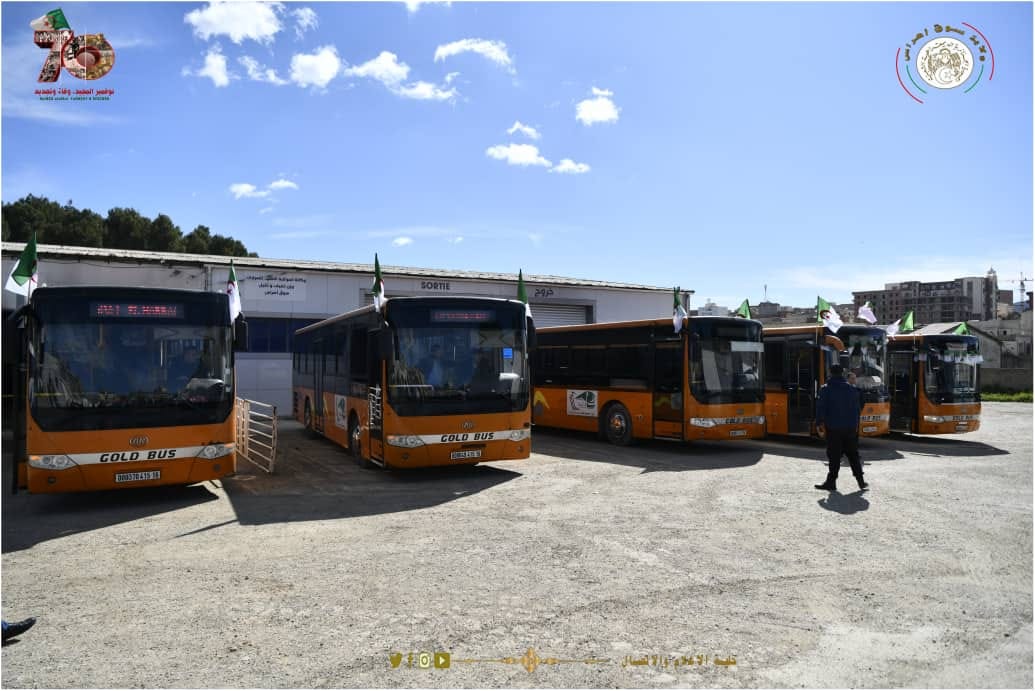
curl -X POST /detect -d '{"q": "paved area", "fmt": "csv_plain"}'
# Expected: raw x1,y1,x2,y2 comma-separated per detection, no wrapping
2,403,1031,688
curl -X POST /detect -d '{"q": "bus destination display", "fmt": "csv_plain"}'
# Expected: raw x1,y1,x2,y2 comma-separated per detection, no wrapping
430,309,495,322
89,302,184,319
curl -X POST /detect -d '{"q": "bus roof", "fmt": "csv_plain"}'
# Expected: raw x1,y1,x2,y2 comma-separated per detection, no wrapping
293,295,528,336
537,315,761,334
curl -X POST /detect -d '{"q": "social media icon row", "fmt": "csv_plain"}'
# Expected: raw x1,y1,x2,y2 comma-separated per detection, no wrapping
389,651,451,669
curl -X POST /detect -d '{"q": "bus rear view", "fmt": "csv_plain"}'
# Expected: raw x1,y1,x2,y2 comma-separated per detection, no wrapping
11,287,239,493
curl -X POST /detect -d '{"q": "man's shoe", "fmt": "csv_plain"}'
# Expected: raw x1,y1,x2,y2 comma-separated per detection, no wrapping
858,479,869,490
814,482,836,491
2,618,36,642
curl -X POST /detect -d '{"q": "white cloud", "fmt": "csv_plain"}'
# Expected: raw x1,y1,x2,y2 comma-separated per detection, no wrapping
551,158,591,174
238,56,287,85
185,2,284,45
292,7,318,39
434,38,514,73
196,47,233,87
507,121,540,140
392,237,414,247
448,236,464,244
486,143,552,168
343,51,456,101
342,51,410,84
528,233,543,247
290,46,341,88
229,183,270,199
259,207,275,214
405,1,451,14
269,179,299,190
576,86,620,125
444,72,460,84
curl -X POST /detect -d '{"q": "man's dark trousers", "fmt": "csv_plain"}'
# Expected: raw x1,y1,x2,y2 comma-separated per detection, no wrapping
825,427,863,481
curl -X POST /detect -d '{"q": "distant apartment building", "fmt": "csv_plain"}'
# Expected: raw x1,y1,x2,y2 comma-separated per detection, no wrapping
853,268,999,324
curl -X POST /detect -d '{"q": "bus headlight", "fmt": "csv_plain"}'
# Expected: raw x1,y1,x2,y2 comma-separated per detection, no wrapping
689,418,717,428
28,454,77,470
508,429,531,441
198,444,235,459
386,435,426,448
923,415,946,424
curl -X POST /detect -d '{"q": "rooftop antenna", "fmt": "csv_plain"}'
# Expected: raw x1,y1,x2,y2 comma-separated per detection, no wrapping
763,284,768,302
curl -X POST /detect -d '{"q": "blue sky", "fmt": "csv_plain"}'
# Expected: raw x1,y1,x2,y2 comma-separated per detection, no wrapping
2,1,1032,309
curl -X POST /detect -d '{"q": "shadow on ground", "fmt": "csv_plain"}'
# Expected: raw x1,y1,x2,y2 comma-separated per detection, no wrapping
530,427,764,473
223,422,521,526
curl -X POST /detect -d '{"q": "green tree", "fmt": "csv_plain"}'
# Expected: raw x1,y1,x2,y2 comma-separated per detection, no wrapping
54,206,105,247
208,234,251,257
1,195,64,243
149,213,183,252
183,225,212,254
104,207,151,250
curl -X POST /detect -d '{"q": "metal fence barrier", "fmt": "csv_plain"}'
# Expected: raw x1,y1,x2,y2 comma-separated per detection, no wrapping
235,398,277,474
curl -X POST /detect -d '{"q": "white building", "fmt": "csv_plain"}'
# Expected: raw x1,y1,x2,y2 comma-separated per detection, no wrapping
2,243,672,412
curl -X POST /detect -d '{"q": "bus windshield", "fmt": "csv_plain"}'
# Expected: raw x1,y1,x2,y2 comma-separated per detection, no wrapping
31,321,234,430
386,303,530,415
690,321,764,404
925,342,981,403
843,331,886,391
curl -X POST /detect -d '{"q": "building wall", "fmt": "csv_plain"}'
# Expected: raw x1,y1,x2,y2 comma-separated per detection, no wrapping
981,368,1033,393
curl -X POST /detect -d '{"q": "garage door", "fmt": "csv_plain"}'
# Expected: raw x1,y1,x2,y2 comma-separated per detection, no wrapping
530,304,590,327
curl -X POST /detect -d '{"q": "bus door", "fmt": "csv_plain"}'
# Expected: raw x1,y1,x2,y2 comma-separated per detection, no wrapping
785,338,815,434
313,337,326,433
652,340,683,439
366,330,385,464
888,348,915,432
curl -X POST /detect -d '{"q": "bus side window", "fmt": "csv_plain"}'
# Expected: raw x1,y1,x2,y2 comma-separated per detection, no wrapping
654,343,682,393
764,339,785,386
350,326,367,381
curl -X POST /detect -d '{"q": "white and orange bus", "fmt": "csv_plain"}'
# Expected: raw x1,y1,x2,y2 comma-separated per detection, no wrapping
887,332,981,434
9,286,245,493
531,316,766,445
762,324,890,437
292,296,533,468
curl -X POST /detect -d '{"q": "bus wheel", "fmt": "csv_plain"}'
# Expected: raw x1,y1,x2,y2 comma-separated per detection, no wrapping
349,414,373,469
603,403,633,446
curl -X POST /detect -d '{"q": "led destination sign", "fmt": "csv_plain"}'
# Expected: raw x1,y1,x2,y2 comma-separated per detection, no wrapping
430,310,495,322
89,302,184,319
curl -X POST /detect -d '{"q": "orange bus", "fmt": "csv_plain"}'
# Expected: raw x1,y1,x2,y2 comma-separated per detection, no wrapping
531,316,766,445
10,287,244,493
292,296,533,468
887,332,981,434
762,324,890,437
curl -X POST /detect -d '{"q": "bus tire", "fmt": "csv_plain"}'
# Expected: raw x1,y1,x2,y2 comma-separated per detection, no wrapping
349,414,374,469
603,403,634,446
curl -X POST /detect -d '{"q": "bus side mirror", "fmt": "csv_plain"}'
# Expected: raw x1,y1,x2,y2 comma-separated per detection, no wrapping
526,316,536,352
234,318,249,352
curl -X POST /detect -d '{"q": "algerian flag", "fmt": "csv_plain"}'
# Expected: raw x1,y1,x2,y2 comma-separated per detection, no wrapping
858,301,877,324
227,259,242,322
735,299,751,319
886,310,914,336
953,322,970,335
816,295,842,333
372,253,385,310
517,269,532,320
672,287,687,334
5,233,39,297
30,9,70,31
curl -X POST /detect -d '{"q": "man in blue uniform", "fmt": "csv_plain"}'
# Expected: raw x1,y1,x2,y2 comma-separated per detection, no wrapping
815,364,868,491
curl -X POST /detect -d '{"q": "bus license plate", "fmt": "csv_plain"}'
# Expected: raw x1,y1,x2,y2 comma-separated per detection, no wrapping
863,426,878,433
115,471,161,483
956,423,970,431
729,430,747,437
450,450,482,460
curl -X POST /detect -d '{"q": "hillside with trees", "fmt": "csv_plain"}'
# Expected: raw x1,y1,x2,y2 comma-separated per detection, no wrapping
2,195,257,257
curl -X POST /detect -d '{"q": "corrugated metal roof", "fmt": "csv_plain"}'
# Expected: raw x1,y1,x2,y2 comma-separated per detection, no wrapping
1,242,668,292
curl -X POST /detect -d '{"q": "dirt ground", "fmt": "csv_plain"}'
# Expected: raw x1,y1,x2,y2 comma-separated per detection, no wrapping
2,403,1031,688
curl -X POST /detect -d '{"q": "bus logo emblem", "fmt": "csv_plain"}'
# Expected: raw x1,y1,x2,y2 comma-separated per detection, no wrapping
129,436,149,447
462,421,475,431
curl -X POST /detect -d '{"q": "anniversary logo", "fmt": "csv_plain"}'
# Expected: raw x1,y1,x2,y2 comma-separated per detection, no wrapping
895,22,994,104
32,7,116,102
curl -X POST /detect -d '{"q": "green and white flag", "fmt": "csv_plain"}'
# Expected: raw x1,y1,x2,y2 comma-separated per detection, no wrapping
30,9,70,31
672,287,687,334
886,310,915,336
372,253,385,310
857,301,877,324
5,233,38,297
227,259,242,322
517,269,532,320
953,322,970,335
816,296,842,333
735,299,751,319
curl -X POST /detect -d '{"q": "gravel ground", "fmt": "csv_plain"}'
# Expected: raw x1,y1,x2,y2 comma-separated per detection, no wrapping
2,402,1031,688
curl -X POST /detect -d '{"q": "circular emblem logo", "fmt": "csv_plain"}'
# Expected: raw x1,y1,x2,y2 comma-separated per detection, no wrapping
917,37,973,89
129,436,149,447
461,421,475,431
